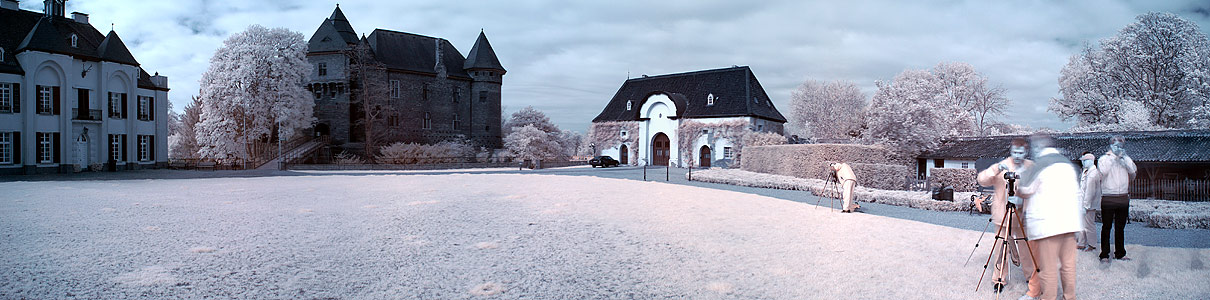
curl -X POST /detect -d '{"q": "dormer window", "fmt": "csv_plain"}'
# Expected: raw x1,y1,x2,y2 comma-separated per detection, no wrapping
753,97,759,104
71,34,77,48
707,94,715,106
620,130,627,138
0,47,5,62
626,100,632,111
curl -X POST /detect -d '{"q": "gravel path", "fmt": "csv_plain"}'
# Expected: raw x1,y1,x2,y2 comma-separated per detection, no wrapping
2,174,1207,299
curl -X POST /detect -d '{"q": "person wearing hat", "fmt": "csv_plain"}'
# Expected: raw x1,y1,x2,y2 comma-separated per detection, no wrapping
1076,152,1101,252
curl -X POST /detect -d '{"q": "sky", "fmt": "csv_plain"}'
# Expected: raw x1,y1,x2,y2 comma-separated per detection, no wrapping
28,0,1210,134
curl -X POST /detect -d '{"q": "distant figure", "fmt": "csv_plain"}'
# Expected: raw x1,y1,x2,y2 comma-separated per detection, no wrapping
1076,152,1101,252
975,137,1035,292
1015,134,1081,300
1097,135,1137,261
830,163,859,213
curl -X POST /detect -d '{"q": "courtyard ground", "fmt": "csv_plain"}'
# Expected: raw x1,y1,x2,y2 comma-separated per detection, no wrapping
2,173,1208,299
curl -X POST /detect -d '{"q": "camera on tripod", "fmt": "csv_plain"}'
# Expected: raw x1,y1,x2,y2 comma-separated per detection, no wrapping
1002,171,1019,181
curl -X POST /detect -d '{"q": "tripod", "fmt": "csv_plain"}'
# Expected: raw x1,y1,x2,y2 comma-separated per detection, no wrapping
815,173,843,212
974,179,1040,294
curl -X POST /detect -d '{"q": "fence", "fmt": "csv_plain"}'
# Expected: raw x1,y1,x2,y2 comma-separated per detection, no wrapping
1129,179,1210,202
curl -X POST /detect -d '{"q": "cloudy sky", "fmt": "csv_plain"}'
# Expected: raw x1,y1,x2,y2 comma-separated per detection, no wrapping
30,0,1210,133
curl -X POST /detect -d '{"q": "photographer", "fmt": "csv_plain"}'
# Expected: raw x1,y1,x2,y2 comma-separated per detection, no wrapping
1097,135,1136,261
1013,135,1081,300
975,137,1035,292
829,163,859,213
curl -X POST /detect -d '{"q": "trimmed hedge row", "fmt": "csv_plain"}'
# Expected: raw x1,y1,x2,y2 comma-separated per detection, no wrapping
691,169,1210,229
927,168,979,192
741,144,910,189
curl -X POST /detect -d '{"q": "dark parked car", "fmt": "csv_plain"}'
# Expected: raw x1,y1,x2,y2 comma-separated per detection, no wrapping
589,156,620,168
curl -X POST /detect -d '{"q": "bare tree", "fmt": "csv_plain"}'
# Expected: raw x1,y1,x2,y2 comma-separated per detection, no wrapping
345,40,393,161
789,80,867,141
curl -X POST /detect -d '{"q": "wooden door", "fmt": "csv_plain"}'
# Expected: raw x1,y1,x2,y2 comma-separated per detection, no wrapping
652,133,669,166
699,145,711,167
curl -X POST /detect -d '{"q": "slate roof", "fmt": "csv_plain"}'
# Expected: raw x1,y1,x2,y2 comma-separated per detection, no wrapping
367,29,471,79
327,6,359,45
97,30,139,66
920,130,1210,162
592,66,788,123
1,8,142,74
464,30,504,71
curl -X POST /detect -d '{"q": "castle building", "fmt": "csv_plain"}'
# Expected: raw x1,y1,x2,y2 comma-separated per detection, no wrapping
306,5,505,151
591,66,786,167
0,0,170,175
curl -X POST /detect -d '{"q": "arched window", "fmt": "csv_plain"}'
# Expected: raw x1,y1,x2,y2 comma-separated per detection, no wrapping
452,113,460,129
707,94,715,106
626,100,632,111
71,34,77,48
423,112,431,129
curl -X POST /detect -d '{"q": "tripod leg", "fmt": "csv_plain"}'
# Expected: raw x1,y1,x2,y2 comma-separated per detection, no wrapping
977,209,1012,292
815,179,829,209
965,217,994,267
1013,208,1042,274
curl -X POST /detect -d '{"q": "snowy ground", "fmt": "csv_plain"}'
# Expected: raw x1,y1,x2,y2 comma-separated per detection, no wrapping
2,174,1208,299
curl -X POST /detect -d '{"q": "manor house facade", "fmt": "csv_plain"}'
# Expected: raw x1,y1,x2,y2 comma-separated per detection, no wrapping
306,5,505,151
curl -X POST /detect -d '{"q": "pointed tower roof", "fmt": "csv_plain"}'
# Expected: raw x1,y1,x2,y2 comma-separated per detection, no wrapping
17,17,69,54
327,5,359,44
463,30,504,72
97,30,139,66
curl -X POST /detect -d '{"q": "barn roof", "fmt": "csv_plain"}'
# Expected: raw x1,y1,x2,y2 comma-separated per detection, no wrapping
920,130,1210,162
592,66,787,123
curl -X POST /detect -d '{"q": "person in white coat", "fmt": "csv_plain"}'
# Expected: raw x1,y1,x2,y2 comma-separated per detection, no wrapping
1097,135,1137,261
1012,135,1082,300
1076,152,1101,252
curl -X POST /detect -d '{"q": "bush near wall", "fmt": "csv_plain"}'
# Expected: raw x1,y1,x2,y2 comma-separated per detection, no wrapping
927,168,979,192
741,144,909,190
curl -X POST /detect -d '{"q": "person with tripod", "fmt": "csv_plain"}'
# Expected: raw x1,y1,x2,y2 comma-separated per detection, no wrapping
829,163,859,213
975,137,1035,293
1014,135,1082,300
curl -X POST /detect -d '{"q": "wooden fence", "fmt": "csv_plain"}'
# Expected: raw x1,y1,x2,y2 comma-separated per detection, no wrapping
1129,179,1210,202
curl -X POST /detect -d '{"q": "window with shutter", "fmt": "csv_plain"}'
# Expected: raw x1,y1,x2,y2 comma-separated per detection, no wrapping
0,83,11,112
36,86,52,114
0,132,11,164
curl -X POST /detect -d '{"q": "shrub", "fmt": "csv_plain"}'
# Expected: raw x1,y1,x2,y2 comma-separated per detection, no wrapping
927,168,979,192
333,151,365,164
845,162,914,190
743,143,903,176
377,139,477,164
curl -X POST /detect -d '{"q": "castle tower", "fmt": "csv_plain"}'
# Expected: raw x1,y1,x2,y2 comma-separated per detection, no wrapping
463,30,505,149
305,5,360,145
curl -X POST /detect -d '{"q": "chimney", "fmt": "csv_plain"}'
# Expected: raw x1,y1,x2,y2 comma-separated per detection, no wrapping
71,12,88,24
1,0,18,10
43,0,65,17
151,72,169,89
434,38,447,79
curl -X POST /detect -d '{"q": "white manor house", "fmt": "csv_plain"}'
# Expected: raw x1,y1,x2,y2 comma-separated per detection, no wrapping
591,66,786,168
0,0,170,175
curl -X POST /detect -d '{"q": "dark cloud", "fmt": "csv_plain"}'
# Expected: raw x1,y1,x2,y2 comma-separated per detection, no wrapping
48,0,1210,133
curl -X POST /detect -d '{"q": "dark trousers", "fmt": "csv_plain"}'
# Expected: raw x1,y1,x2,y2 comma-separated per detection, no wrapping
1100,195,1129,259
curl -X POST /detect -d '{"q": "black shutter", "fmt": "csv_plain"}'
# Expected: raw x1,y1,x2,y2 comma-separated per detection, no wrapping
12,132,19,165
11,83,18,113
35,133,42,163
149,97,155,121
52,86,61,115
121,135,128,162
107,92,113,117
149,135,155,161
121,94,127,119
52,132,60,163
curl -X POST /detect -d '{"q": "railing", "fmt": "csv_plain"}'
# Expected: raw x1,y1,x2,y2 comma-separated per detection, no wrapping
72,108,102,121
1129,178,1210,202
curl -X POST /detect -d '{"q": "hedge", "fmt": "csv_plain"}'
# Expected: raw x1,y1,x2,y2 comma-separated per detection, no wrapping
741,144,910,190
927,168,979,192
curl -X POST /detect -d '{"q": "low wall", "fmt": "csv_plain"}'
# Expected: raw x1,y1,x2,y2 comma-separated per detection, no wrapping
928,168,979,192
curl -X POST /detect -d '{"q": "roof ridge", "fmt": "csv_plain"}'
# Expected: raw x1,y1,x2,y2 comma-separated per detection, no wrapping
627,65,749,82
371,28,442,40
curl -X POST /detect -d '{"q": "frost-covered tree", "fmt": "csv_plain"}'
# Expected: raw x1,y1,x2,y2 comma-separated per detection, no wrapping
866,62,1008,154
346,40,392,160
169,95,203,159
503,106,560,136
557,130,584,158
195,25,314,162
1051,12,1210,129
789,80,867,140
505,125,563,167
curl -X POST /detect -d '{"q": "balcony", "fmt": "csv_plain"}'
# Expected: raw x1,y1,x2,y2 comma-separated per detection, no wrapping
73,108,102,121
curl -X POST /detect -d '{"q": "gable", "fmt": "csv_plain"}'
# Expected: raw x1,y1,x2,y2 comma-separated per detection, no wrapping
592,66,787,123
